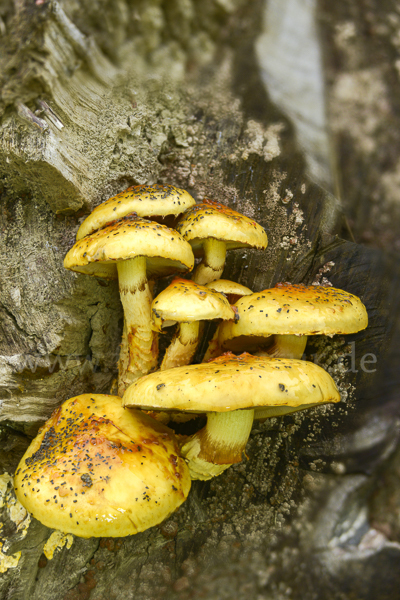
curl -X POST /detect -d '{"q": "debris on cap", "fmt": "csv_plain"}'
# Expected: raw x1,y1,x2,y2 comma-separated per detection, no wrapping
77,184,196,240
176,199,268,284
152,278,236,371
123,353,340,479
14,394,191,537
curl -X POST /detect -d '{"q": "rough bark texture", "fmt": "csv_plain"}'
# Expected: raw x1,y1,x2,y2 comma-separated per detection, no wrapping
0,1,400,599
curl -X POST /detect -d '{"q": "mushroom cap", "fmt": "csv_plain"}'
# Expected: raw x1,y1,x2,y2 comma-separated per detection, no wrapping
77,184,196,240
205,279,253,303
176,199,268,256
219,283,368,348
64,214,194,280
122,352,340,413
14,394,191,538
152,278,235,329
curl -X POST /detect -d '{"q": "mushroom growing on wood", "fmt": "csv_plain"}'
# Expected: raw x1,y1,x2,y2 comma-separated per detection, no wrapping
176,199,268,284
218,283,368,359
152,278,236,370
76,184,196,240
122,353,341,480
14,394,191,538
64,214,194,394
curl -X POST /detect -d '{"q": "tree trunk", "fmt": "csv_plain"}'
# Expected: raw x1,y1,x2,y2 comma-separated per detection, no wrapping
0,1,399,599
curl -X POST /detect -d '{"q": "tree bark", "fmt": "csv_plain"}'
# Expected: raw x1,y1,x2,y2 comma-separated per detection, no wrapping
0,1,399,599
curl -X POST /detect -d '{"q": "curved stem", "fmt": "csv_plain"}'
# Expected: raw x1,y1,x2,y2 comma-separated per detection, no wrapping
161,321,200,370
180,409,254,480
266,334,307,359
117,257,158,395
193,239,227,285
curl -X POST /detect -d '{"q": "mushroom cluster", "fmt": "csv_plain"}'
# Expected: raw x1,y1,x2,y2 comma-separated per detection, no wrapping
15,184,368,536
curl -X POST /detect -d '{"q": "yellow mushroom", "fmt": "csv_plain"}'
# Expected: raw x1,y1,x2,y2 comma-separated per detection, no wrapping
123,353,340,480
14,394,191,538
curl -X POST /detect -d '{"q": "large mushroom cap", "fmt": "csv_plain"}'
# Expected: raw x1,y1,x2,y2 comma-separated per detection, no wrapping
219,283,368,349
14,394,191,538
152,278,235,329
176,199,268,255
64,214,194,280
123,352,340,413
77,184,196,240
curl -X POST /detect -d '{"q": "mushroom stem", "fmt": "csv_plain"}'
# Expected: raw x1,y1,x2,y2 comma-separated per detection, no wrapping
117,257,158,395
266,334,307,359
180,408,254,480
193,239,226,285
161,321,200,370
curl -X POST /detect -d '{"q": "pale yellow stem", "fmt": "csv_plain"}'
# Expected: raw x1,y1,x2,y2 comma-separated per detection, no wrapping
161,322,200,370
117,257,158,395
193,239,227,285
181,408,254,480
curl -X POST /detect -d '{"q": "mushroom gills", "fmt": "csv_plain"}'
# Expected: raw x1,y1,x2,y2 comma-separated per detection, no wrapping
263,334,308,359
254,402,324,421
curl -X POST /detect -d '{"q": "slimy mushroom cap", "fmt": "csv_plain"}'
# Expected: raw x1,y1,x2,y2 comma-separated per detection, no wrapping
77,184,196,240
64,214,194,280
14,394,191,538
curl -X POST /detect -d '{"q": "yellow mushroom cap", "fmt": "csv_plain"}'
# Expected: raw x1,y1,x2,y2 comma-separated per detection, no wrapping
122,352,340,413
152,278,236,330
64,214,194,280
219,283,368,348
14,394,191,538
205,279,253,304
176,199,268,255
77,185,196,240
205,280,253,297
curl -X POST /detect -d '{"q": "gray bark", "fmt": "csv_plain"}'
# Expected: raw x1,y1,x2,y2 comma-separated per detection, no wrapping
0,1,400,599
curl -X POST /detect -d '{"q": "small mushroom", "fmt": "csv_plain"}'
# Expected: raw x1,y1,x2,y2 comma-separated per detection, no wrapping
152,278,236,370
64,214,194,394
76,184,196,240
205,279,253,305
176,199,268,284
14,394,191,537
218,283,368,359
122,353,340,480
